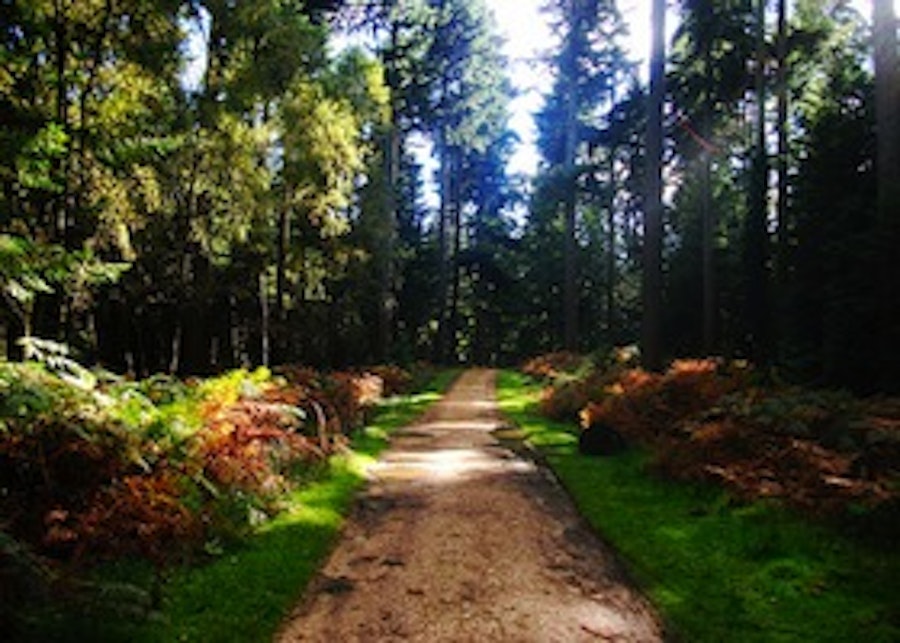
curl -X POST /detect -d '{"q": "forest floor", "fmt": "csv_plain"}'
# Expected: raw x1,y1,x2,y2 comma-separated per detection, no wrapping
276,369,664,642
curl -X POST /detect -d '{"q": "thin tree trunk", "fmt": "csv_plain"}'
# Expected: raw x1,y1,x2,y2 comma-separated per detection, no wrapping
449,152,462,363
606,171,616,340
562,3,580,351
701,150,716,354
746,0,770,366
276,204,289,324
53,0,69,246
436,136,452,363
773,0,789,363
701,44,717,354
259,272,270,368
874,0,900,226
873,0,900,387
379,115,400,362
379,16,401,363
642,0,666,372
775,0,789,282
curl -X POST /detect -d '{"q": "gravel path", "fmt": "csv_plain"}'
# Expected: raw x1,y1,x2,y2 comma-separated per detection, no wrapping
276,369,664,642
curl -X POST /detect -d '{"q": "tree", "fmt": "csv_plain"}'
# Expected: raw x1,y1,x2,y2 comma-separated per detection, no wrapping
406,0,513,363
0,0,182,360
670,0,755,355
642,0,665,371
744,0,770,365
534,0,630,352
873,0,900,388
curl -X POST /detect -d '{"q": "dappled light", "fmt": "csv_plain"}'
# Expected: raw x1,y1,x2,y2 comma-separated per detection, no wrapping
533,352,898,518
277,369,664,641
3,0,899,638
374,447,537,484
498,370,900,642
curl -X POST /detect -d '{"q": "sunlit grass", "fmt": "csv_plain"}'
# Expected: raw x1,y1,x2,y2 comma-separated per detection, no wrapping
496,370,900,643
27,370,458,643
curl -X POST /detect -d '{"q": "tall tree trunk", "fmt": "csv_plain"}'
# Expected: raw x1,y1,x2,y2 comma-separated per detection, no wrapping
775,0,789,282
562,1,580,351
873,0,900,387
449,153,462,363
436,136,452,363
259,272,270,368
746,0,770,366
275,203,289,326
701,149,716,354
772,0,789,363
53,0,69,246
379,16,401,363
605,152,617,341
642,0,666,372
701,45,717,354
562,130,578,351
874,0,900,222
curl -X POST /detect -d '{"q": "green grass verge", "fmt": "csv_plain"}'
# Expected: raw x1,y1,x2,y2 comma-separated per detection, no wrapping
28,370,459,643
497,370,900,643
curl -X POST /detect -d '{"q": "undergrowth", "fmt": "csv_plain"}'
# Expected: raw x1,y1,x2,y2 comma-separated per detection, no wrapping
497,370,900,643
11,369,458,642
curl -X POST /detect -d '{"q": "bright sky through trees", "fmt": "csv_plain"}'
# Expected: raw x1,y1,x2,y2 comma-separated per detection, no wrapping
183,1,888,181
490,0,655,176
491,0,889,177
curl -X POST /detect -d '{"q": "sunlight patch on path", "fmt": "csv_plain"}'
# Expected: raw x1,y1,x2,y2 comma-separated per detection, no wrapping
372,447,537,484
276,369,664,642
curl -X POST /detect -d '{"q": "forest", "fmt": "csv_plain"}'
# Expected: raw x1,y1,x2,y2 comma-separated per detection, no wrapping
1,0,899,639
1,0,898,388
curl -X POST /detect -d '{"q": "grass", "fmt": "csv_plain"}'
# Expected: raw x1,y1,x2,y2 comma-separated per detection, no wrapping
27,370,459,643
496,370,900,643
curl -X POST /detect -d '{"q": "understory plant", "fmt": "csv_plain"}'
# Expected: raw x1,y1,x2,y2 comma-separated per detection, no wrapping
0,355,419,637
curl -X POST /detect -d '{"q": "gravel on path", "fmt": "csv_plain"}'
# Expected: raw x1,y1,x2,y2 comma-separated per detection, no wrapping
276,369,665,642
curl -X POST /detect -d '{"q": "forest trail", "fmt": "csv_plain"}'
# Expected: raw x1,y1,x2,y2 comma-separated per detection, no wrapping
276,369,664,642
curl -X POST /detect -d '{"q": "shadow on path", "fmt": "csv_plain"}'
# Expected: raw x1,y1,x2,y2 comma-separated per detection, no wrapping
277,369,664,642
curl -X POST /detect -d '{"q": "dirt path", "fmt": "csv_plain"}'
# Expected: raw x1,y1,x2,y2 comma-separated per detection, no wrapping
277,369,664,642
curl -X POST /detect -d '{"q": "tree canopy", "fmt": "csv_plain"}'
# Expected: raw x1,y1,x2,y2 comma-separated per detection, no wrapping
1,0,897,391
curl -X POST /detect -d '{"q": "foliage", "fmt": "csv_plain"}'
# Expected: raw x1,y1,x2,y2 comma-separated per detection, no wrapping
14,368,455,642
367,364,413,396
497,370,900,643
528,354,899,521
521,351,588,380
0,359,416,586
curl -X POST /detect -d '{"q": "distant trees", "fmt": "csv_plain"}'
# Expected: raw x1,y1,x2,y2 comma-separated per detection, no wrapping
523,0,897,391
2,0,898,390
1,0,390,371
531,0,632,353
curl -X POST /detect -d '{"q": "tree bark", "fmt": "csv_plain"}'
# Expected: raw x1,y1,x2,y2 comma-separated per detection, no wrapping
435,135,452,363
642,0,665,372
873,0,900,388
449,152,462,362
562,0,580,351
775,0,789,284
605,154,617,341
259,272,270,368
746,0,770,366
874,0,900,226
379,15,401,363
701,43,717,354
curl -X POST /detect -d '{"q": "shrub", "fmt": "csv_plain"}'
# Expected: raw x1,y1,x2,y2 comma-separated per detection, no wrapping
521,351,586,380
367,365,413,396
526,354,899,519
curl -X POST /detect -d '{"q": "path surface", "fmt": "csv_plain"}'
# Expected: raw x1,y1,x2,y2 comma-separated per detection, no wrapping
277,369,664,642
